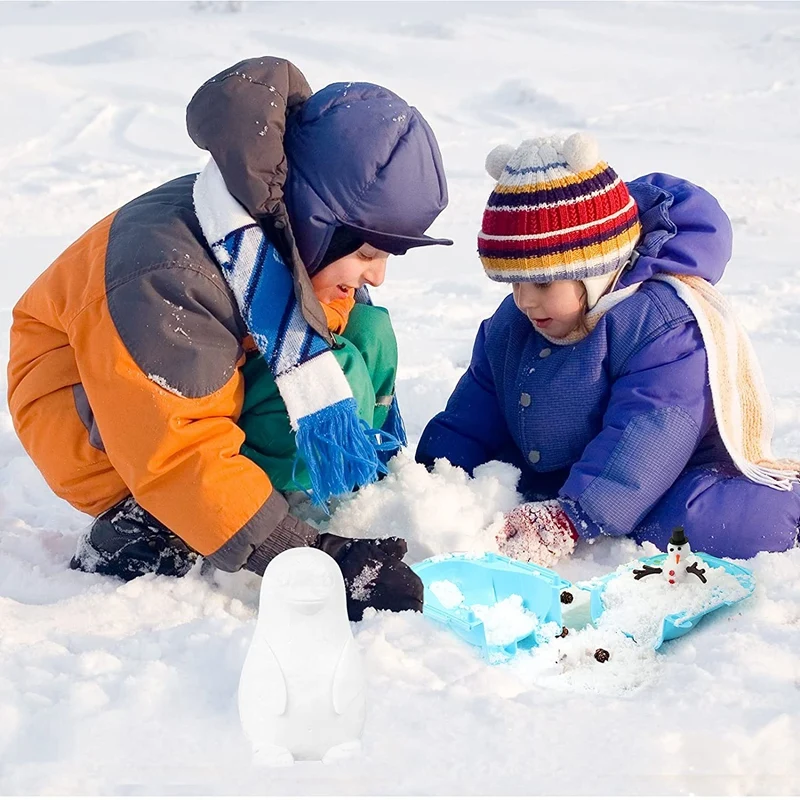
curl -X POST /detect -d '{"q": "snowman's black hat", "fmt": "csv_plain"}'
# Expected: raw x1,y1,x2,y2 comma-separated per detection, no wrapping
669,526,689,547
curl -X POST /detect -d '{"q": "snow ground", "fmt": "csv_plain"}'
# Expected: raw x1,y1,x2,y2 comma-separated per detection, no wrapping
2,1,800,794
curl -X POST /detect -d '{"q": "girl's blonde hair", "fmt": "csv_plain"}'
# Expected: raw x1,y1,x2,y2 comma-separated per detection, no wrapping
575,283,590,337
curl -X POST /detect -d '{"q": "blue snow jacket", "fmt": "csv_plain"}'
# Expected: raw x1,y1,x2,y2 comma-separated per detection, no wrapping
416,174,735,539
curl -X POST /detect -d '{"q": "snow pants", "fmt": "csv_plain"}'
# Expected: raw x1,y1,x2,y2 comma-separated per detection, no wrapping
630,463,800,559
239,303,399,493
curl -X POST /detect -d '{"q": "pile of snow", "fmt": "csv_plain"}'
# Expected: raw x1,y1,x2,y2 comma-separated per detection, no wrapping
325,452,521,563
598,561,751,648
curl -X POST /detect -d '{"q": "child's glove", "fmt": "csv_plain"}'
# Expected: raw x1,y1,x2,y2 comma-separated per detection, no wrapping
496,500,578,568
316,533,424,622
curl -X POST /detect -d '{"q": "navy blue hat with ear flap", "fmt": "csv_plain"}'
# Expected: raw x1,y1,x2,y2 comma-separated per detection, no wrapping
283,82,453,273
315,227,364,274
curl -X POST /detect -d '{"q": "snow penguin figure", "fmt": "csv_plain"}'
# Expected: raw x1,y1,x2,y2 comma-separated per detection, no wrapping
633,527,708,584
238,547,366,766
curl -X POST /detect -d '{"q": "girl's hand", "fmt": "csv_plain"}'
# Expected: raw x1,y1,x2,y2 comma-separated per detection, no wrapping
496,500,578,568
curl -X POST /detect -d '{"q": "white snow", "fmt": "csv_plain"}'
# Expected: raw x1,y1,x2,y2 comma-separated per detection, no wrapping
426,582,550,646
428,579,464,609
348,560,381,603
325,452,521,562
146,373,186,397
3,1,800,794
470,594,540,646
597,560,752,648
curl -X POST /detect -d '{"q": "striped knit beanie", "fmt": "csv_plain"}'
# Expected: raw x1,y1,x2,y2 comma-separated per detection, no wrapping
478,133,641,294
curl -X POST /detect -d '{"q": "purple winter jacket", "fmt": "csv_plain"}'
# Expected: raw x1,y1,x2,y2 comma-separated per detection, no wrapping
416,173,736,540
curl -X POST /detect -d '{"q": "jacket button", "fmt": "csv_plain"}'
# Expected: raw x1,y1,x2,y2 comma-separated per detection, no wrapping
528,450,541,464
539,348,552,358
520,392,531,407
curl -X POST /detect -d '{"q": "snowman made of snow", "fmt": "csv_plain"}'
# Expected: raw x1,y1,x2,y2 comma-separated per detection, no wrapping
633,527,708,584
238,547,366,766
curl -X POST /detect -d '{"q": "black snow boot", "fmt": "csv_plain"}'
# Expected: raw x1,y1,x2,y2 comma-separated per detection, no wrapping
70,496,198,581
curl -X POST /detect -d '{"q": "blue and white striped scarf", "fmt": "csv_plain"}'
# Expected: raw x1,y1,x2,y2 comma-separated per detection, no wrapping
193,159,405,504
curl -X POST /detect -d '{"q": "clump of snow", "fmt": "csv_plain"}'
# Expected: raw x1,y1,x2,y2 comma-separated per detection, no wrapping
349,559,381,602
597,561,751,648
427,583,547,646
325,451,522,563
428,579,464,609
516,625,661,696
146,374,185,397
70,526,101,572
470,594,539,646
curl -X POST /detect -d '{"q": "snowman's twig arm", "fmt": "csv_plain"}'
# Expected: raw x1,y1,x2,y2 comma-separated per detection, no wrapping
686,562,708,583
632,565,663,580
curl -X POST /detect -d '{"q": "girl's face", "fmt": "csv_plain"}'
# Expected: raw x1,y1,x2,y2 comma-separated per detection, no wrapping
512,280,586,338
311,244,389,304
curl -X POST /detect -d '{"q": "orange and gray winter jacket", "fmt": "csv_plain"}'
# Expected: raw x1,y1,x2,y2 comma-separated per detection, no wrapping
7,59,327,571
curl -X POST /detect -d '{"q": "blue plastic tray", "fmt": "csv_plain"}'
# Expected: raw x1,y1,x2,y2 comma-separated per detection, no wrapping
581,553,755,649
411,552,571,663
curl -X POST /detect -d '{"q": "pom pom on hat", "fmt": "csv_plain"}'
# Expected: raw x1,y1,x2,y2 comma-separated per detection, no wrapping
478,132,641,284
562,132,600,173
485,144,516,181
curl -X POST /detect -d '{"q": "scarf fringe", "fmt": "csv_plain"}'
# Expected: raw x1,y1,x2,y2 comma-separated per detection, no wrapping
294,399,385,507
740,461,800,492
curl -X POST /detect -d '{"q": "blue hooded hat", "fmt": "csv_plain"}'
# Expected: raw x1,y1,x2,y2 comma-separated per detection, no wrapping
284,82,452,273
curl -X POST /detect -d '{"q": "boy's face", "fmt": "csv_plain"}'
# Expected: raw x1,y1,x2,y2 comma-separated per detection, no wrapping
311,244,389,304
512,280,586,339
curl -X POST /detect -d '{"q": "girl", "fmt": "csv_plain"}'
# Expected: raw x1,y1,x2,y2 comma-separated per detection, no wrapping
417,134,800,565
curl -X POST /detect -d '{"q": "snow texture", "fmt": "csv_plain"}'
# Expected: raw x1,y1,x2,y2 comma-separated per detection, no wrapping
2,1,800,794
470,594,540,646
325,452,521,563
598,561,751,648
428,579,464,609
348,560,381,602
147,373,186,397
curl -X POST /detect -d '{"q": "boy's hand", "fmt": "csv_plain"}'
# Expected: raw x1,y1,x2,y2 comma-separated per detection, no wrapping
316,533,423,621
496,500,578,568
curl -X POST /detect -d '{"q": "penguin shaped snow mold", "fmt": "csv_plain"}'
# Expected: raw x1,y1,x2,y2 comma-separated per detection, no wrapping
238,547,366,766
632,527,708,584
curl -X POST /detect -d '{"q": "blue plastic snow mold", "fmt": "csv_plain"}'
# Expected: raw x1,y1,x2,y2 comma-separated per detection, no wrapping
411,552,572,664
582,553,755,650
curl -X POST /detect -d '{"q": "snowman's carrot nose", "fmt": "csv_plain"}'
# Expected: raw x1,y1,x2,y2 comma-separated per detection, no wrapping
675,554,681,564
